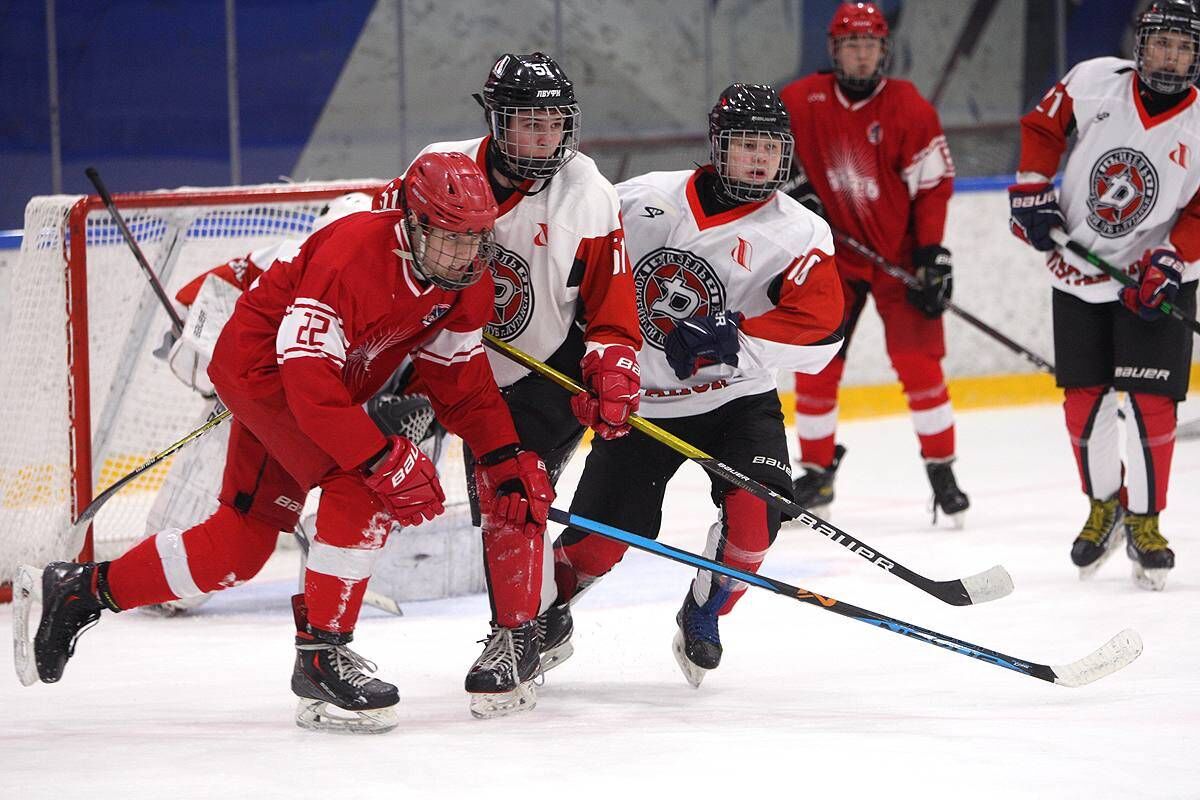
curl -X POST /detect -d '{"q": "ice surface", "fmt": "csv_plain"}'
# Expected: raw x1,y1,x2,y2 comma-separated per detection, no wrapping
3,401,1198,799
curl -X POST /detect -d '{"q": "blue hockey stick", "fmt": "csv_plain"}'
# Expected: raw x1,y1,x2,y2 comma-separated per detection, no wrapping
549,507,1141,688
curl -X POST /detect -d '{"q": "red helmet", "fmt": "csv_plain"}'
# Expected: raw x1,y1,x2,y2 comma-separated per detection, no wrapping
383,152,499,289
401,151,498,235
828,3,890,92
828,2,889,39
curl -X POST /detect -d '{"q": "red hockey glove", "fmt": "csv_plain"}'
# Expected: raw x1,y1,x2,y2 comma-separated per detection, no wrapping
362,435,445,526
1122,248,1183,321
475,446,555,529
1008,182,1063,252
570,345,641,440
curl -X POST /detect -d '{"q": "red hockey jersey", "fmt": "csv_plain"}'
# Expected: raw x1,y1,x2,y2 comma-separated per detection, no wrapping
208,209,519,471
779,74,954,276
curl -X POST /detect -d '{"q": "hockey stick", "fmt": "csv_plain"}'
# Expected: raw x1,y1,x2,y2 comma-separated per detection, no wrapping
551,507,1141,687
833,230,1056,374
1049,228,1200,335
482,333,1012,606
84,166,186,336
70,404,231,542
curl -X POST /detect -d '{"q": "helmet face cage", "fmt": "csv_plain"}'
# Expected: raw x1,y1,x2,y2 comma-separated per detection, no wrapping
829,34,890,92
711,128,795,203
487,103,581,181
406,215,497,290
1135,4,1200,94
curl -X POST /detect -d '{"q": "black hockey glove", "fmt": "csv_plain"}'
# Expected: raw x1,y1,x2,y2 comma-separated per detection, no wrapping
1008,182,1063,252
664,310,743,380
780,169,826,218
907,245,953,319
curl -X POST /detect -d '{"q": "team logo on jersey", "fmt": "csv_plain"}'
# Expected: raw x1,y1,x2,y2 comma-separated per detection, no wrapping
866,121,883,145
1086,148,1159,237
642,206,665,218
633,247,725,350
1170,143,1190,169
486,244,534,341
533,222,549,247
421,304,451,327
730,236,753,271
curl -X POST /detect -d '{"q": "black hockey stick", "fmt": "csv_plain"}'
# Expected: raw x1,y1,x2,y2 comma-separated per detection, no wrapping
551,507,1141,687
1049,228,1200,335
833,230,1056,374
483,333,1012,606
85,166,186,336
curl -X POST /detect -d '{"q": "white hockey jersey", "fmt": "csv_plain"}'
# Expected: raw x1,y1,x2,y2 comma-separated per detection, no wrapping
619,168,845,418
1019,57,1200,302
415,137,640,387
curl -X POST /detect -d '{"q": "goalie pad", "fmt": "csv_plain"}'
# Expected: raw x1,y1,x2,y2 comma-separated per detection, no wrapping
167,273,242,396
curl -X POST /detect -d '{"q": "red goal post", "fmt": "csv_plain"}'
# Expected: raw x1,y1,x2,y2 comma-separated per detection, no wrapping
0,180,384,602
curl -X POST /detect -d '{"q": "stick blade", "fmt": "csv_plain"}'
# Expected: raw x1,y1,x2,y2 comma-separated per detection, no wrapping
1051,628,1143,687
960,564,1015,604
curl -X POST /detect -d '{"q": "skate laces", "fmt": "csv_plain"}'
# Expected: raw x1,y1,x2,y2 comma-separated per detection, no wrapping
298,642,378,689
1078,497,1119,545
682,589,727,646
1126,514,1168,552
474,624,541,686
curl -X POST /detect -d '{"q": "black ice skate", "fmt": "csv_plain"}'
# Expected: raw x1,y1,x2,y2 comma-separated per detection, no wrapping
792,444,846,513
672,586,730,688
537,601,574,673
464,619,541,719
1070,495,1125,578
1124,512,1174,591
925,457,970,527
14,562,112,686
291,594,399,734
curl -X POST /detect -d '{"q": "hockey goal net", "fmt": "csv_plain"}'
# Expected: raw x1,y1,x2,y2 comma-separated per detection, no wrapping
0,180,476,600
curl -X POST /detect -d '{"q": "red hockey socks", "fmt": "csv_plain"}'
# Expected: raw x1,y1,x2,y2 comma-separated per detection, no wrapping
105,504,279,610
302,472,392,634
1122,393,1177,514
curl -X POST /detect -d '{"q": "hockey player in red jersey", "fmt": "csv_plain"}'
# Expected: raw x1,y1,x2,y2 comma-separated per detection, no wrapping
541,84,845,687
779,1,969,523
18,152,553,733
1009,0,1200,590
414,53,641,718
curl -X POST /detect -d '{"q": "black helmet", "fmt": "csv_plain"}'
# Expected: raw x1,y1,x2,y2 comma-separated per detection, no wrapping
708,84,795,203
474,52,581,182
1135,0,1200,94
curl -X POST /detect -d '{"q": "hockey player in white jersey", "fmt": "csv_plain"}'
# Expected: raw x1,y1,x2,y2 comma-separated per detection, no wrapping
542,84,845,686
413,52,642,717
1009,0,1200,590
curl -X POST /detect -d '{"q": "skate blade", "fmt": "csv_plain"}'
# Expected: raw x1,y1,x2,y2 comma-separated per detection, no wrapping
1132,564,1170,591
468,682,537,719
12,565,42,687
948,511,966,530
294,698,398,734
671,629,708,689
539,641,575,673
